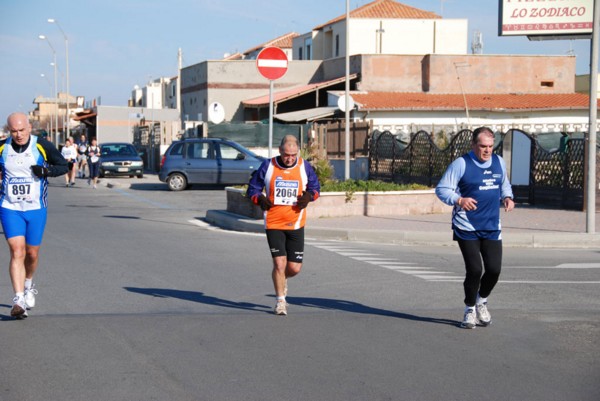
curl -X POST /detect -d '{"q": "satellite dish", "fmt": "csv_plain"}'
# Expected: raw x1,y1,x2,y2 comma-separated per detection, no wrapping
208,102,225,124
338,95,355,112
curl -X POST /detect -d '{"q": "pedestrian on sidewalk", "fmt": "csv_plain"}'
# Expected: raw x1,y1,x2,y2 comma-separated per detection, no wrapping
247,135,320,316
435,126,514,329
86,138,101,189
0,112,68,319
61,137,78,186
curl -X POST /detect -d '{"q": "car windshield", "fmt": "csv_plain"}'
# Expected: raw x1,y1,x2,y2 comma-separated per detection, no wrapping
101,144,137,156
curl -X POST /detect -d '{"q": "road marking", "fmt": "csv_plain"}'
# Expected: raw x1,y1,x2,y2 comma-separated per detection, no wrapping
504,263,600,269
188,220,263,236
498,280,600,284
307,240,455,281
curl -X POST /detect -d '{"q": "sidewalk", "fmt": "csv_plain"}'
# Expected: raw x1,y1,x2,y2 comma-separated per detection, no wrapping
100,173,600,249
205,206,600,248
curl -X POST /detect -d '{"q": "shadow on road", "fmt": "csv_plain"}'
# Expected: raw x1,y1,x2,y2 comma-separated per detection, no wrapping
285,296,460,326
124,287,272,314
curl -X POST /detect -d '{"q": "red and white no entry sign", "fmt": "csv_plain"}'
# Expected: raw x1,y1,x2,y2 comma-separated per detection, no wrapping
256,46,288,81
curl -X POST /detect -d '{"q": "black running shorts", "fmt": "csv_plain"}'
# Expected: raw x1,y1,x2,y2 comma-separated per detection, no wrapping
265,227,305,263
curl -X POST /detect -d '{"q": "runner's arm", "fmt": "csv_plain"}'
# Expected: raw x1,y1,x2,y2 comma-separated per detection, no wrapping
38,138,69,177
247,159,270,204
435,157,466,206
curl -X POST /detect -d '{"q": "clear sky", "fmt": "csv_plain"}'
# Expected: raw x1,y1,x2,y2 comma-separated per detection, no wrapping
0,0,594,122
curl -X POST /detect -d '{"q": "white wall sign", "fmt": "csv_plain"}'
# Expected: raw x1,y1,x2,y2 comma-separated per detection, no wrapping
208,102,225,124
498,0,594,37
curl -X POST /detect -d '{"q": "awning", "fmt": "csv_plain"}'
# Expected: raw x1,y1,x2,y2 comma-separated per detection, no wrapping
274,107,339,123
243,74,358,108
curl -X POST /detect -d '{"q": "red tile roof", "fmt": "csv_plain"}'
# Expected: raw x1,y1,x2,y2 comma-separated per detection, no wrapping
315,0,440,30
243,32,299,55
350,92,597,111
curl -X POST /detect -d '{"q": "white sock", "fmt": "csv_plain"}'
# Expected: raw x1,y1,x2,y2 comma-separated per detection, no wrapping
15,292,24,299
465,305,475,313
25,279,33,290
276,296,286,303
476,295,488,305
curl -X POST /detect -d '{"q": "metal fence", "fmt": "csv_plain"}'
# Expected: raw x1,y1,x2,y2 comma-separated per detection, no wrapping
369,129,586,210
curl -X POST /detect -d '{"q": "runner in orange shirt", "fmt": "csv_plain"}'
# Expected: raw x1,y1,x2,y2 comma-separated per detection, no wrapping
247,135,320,315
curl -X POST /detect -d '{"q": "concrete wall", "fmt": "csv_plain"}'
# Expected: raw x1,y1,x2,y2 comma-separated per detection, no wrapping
355,54,576,94
181,60,322,122
295,18,467,60
425,54,576,94
95,105,180,144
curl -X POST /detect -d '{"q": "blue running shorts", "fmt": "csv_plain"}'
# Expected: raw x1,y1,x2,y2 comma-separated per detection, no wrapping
0,207,48,246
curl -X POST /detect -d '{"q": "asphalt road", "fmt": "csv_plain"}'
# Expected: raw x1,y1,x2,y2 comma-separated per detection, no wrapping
0,176,598,401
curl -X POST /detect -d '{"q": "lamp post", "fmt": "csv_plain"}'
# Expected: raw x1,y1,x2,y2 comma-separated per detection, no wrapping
48,18,70,139
40,73,53,137
39,35,59,146
454,62,471,129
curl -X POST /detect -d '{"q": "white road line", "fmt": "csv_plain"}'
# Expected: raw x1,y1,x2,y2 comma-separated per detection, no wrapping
414,275,464,280
505,263,600,269
363,261,412,265
338,252,380,256
352,257,400,261
188,220,263,236
380,265,433,270
498,280,600,284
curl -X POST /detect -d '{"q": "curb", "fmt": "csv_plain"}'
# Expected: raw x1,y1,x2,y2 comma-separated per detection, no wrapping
204,209,600,249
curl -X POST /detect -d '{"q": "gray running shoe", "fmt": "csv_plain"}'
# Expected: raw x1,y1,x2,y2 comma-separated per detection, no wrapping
461,309,476,329
274,301,287,316
476,302,492,326
11,296,28,319
24,285,38,309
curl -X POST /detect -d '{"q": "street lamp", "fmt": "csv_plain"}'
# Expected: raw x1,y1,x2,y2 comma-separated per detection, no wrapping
39,34,59,145
48,18,70,138
40,73,53,136
453,62,471,129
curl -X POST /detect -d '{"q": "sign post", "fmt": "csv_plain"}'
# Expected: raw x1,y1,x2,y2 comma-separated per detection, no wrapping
256,46,288,157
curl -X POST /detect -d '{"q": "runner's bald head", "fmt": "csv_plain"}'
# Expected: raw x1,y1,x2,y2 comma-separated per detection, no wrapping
279,135,299,154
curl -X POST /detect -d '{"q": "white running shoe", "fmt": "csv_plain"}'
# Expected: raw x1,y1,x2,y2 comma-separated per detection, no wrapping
11,296,28,319
461,308,476,329
476,302,492,326
274,301,287,316
24,285,38,309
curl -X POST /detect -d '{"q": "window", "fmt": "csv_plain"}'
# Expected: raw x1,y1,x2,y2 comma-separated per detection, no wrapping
169,142,184,156
187,142,213,159
335,34,340,57
299,47,303,60
541,81,554,88
304,38,312,60
219,143,243,160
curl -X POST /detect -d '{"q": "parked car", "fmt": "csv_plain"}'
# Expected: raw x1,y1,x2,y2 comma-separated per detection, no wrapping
159,138,265,191
99,142,144,178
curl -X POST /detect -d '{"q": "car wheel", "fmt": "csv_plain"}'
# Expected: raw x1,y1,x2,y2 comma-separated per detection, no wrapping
137,174,144,179
99,171,105,178
167,173,187,191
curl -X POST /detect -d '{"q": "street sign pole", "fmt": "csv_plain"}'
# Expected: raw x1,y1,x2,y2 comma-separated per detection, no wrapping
256,47,288,159
269,80,274,157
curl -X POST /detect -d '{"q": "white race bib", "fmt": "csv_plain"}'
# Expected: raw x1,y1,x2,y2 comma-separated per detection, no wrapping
7,177,34,203
274,178,299,206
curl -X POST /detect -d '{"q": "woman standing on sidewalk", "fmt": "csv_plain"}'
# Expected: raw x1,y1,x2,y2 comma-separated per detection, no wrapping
435,126,514,329
86,138,101,189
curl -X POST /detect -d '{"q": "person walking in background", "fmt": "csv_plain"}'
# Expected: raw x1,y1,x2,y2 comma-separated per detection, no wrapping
61,138,78,186
247,135,320,316
0,112,68,319
435,126,514,329
75,134,89,178
86,138,101,189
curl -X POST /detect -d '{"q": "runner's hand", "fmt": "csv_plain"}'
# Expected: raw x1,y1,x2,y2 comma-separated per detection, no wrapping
257,195,272,211
31,165,48,178
296,191,313,210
